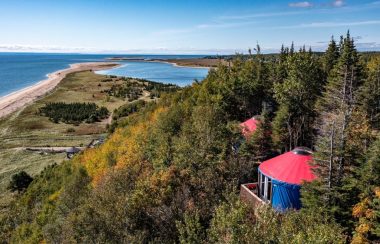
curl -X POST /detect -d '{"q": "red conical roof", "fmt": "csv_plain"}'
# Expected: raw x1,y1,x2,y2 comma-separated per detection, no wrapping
259,147,316,185
240,117,259,137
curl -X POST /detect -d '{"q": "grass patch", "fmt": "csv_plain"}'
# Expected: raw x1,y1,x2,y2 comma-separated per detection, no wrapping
0,149,65,194
0,71,127,148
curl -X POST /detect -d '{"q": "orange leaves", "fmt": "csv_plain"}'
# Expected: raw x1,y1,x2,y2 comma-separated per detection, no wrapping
352,187,380,242
356,223,371,235
352,197,370,218
374,187,380,199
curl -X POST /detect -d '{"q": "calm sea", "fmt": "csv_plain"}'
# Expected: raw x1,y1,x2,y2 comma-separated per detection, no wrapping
0,53,209,97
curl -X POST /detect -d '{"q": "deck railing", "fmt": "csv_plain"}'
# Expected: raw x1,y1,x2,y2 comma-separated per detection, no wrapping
240,183,266,209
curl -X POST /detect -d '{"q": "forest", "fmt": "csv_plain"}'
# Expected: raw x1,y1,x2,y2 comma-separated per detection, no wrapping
1,32,380,243
102,76,179,101
39,102,109,124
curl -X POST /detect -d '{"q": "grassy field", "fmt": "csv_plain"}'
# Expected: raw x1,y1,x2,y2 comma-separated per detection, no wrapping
164,58,227,67
0,71,129,148
0,71,151,196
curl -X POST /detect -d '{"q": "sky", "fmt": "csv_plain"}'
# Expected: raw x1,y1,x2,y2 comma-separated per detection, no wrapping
0,0,379,54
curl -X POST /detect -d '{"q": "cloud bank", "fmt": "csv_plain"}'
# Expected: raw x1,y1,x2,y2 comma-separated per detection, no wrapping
289,1,313,8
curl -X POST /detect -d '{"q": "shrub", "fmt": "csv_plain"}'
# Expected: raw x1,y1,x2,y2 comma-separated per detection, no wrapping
8,171,33,192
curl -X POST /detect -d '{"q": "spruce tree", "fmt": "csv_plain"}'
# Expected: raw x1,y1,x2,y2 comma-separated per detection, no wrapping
248,108,274,160
323,36,340,76
273,44,289,85
351,137,380,242
302,32,365,227
358,56,380,129
272,48,323,151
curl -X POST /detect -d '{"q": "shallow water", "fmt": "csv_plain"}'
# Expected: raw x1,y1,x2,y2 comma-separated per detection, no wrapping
0,53,208,97
96,61,209,87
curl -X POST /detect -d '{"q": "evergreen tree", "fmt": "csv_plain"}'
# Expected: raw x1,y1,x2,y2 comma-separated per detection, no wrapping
302,32,365,227
358,56,380,129
239,108,274,162
272,44,290,86
249,108,274,160
323,36,340,76
352,137,380,242
272,48,323,151
290,42,295,56
7,171,33,192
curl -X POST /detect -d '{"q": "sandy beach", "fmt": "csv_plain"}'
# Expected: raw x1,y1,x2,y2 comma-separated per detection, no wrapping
0,62,117,119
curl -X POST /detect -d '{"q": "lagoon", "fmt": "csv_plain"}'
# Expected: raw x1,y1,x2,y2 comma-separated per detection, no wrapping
0,53,209,97
96,61,209,87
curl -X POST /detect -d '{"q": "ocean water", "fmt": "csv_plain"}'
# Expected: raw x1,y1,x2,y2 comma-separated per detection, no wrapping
0,53,209,98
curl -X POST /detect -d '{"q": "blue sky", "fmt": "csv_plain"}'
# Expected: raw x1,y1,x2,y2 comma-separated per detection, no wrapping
0,0,379,54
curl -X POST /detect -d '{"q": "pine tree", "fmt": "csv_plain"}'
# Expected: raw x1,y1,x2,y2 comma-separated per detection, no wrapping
272,48,323,151
358,56,380,129
352,138,380,242
290,42,295,56
273,44,289,85
323,36,340,76
245,108,274,160
302,32,365,227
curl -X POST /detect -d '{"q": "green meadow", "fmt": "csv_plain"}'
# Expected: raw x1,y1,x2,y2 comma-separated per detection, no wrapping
0,71,150,197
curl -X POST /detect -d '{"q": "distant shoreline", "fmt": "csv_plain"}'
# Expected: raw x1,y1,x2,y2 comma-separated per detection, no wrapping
106,57,223,68
0,62,119,119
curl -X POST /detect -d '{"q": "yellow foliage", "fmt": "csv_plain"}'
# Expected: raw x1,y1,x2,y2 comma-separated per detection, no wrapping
352,187,380,242
365,209,374,219
347,109,372,153
48,189,62,202
74,106,168,186
367,56,380,72
351,234,369,244
352,198,369,218
374,187,380,199
116,106,167,169
356,223,371,234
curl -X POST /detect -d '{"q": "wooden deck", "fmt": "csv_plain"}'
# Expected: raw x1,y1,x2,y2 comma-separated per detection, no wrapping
240,183,266,209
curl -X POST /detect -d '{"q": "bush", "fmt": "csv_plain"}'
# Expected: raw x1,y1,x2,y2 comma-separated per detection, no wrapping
113,100,146,120
8,171,33,192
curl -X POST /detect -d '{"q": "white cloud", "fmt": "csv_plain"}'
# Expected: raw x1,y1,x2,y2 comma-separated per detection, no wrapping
332,0,345,7
287,0,345,9
0,44,93,53
355,42,380,50
289,1,313,8
277,20,380,29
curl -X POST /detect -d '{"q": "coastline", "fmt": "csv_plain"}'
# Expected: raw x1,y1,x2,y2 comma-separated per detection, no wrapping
148,59,211,69
0,62,118,119
106,57,220,68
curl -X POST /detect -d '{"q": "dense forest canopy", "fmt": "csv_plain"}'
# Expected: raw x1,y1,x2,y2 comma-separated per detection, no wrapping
1,32,380,243
39,102,109,124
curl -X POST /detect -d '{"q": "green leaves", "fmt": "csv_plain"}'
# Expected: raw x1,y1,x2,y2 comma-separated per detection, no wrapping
273,50,323,150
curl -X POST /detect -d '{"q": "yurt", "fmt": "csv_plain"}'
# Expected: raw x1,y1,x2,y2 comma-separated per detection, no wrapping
257,147,316,211
240,116,259,137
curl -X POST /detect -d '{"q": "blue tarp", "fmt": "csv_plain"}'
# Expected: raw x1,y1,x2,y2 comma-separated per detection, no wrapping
271,179,301,212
